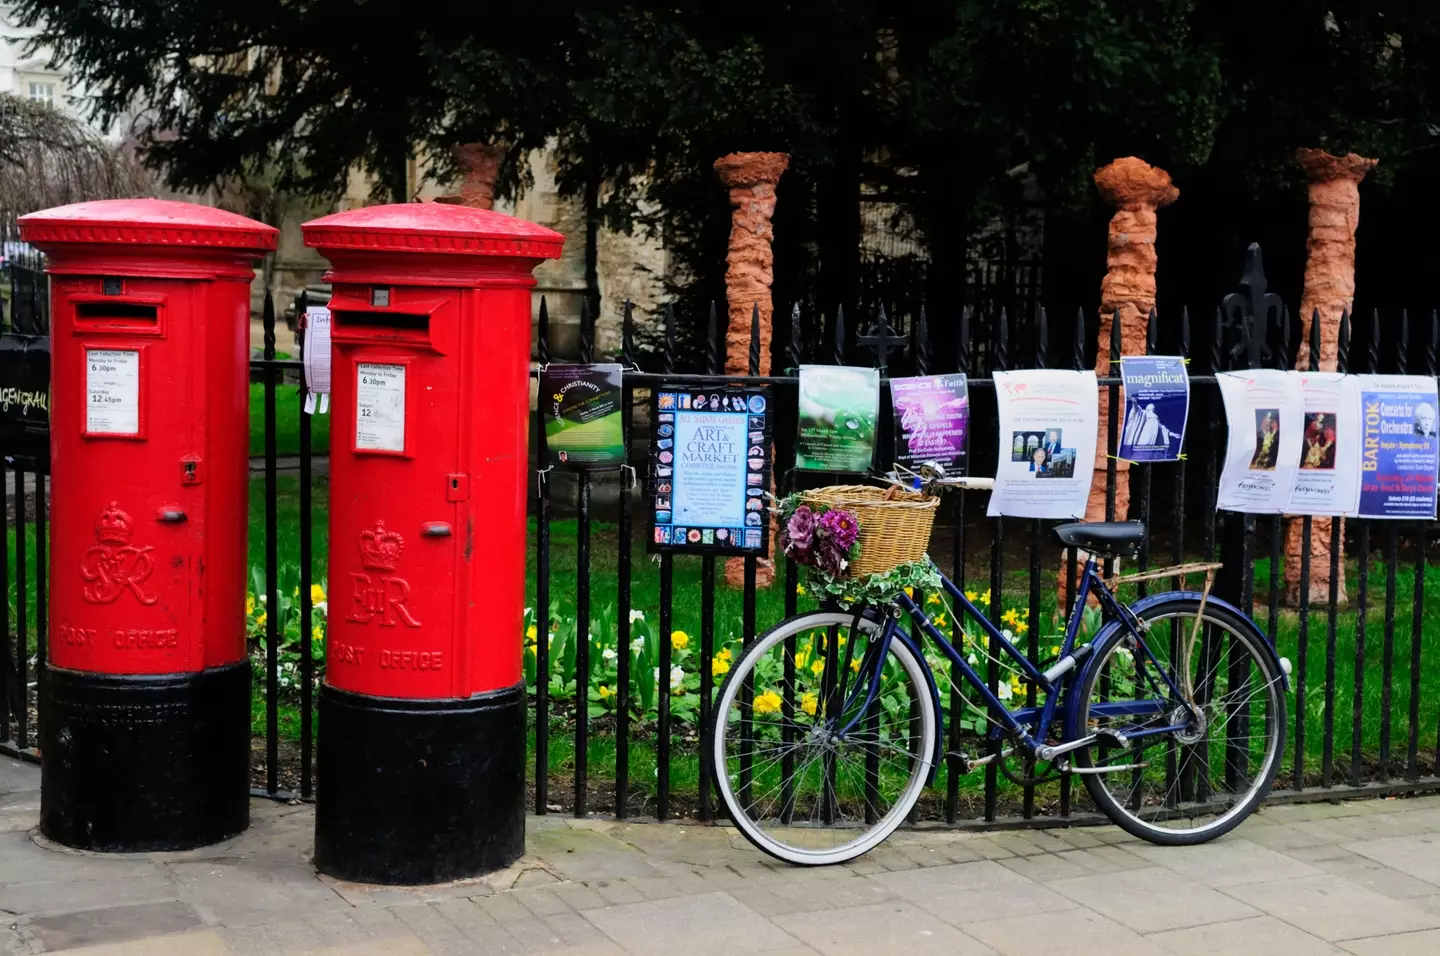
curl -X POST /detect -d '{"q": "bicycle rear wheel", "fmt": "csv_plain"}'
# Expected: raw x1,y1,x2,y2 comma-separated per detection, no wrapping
1071,598,1286,844
708,610,937,865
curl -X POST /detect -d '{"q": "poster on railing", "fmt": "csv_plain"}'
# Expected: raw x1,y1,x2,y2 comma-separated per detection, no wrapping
301,305,331,415
1215,370,1303,513
1354,374,1439,520
1284,372,1361,516
891,373,969,473
1118,356,1188,462
795,365,880,472
987,369,1098,519
540,363,625,471
649,385,771,555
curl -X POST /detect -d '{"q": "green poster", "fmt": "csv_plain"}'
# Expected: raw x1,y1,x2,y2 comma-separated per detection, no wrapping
541,363,625,470
796,365,880,472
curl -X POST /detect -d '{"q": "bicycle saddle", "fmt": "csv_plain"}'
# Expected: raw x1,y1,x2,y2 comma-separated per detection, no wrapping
1052,520,1146,558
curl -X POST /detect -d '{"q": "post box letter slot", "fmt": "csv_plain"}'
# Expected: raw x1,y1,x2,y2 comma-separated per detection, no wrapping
76,302,158,323
333,310,430,346
156,508,187,523
421,522,452,537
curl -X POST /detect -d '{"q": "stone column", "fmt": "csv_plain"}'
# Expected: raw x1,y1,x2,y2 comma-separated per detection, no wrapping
715,152,788,588
1084,158,1179,526
435,143,508,210
714,152,788,376
1284,149,1376,606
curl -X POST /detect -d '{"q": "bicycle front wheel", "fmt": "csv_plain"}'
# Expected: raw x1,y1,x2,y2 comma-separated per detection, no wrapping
708,610,937,865
1072,597,1287,845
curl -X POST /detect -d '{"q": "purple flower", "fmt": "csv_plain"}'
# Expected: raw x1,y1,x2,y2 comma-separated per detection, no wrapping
785,506,816,551
817,508,860,551
814,538,845,577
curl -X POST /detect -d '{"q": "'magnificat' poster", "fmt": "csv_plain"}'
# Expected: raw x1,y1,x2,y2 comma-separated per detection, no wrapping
650,386,771,555
891,373,969,472
796,365,880,472
1118,356,1188,462
1216,370,1303,513
1355,374,1439,520
1285,372,1360,517
988,369,1098,519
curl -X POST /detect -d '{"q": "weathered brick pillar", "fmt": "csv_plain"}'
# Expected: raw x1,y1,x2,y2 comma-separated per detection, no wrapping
435,143,507,210
1284,149,1376,606
714,152,788,588
1086,157,1179,525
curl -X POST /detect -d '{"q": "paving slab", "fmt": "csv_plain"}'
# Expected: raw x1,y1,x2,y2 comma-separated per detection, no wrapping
47,930,231,955
28,901,206,953
581,891,798,956
1048,866,1257,934
1341,928,1440,956
965,908,1166,956
870,859,1079,926
773,901,994,955
1344,834,1440,887
1122,835,1325,886
1146,915,1344,955
1221,874,1440,942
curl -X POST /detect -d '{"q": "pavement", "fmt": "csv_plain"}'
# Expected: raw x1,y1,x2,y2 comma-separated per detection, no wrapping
3,758,1440,955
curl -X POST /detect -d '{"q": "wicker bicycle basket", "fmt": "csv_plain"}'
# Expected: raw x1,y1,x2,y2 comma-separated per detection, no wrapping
800,485,940,577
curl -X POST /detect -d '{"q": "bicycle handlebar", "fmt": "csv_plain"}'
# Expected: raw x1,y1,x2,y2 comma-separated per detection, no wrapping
875,469,994,494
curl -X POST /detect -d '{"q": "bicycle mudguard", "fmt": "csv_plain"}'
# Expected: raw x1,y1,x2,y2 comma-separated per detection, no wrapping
1066,590,1291,742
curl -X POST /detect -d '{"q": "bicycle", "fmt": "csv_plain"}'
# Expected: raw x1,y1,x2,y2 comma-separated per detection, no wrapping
707,469,1291,865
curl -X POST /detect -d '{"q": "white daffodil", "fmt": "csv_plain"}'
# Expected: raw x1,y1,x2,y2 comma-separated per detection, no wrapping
631,637,645,653
629,608,646,623
669,665,685,692
602,647,618,662
996,681,1013,700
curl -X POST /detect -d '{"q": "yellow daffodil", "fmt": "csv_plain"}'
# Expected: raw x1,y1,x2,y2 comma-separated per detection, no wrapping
905,587,914,599
1014,620,1028,635
311,584,326,603
598,684,614,700
753,690,783,714
927,593,941,605
525,624,538,641
255,612,267,629
796,584,806,596
712,658,730,678
793,649,809,669
1050,645,1062,656
671,630,690,650
810,658,826,677
850,658,861,673
932,613,947,629
717,646,732,662
1001,609,1022,627
312,625,324,643
801,692,818,716
980,589,991,606
964,589,978,603
245,594,256,616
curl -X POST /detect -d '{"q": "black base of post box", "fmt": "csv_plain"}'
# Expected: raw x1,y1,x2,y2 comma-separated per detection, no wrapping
40,661,252,852
315,681,526,885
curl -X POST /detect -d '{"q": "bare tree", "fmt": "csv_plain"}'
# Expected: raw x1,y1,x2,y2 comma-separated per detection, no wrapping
0,94,151,213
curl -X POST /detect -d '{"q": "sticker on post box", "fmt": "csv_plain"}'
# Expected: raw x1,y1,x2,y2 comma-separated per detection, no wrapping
356,363,405,452
85,349,140,435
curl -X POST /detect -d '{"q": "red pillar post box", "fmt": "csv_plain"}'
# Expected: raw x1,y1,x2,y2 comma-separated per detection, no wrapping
18,200,277,851
302,204,562,884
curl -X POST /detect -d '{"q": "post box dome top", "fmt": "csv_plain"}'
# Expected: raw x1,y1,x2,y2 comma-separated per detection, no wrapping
302,203,564,260
18,198,278,252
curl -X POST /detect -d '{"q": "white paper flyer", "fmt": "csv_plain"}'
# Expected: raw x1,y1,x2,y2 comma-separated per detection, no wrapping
987,369,1099,519
302,305,332,415
1216,370,1303,513
1284,372,1360,516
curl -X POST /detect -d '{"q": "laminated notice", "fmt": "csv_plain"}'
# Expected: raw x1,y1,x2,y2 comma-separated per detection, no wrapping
355,362,405,452
85,348,140,435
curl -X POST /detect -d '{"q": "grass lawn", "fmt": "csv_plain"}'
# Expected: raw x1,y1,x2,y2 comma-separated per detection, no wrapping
248,381,331,457
248,473,1440,812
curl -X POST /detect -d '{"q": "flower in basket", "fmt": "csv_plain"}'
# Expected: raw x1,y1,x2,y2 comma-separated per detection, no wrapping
817,509,859,551
784,505,817,560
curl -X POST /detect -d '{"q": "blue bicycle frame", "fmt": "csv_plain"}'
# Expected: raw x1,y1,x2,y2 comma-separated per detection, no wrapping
831,554,1195,759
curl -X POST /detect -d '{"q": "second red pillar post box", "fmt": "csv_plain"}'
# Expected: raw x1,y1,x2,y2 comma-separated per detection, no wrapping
303,204,562,884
